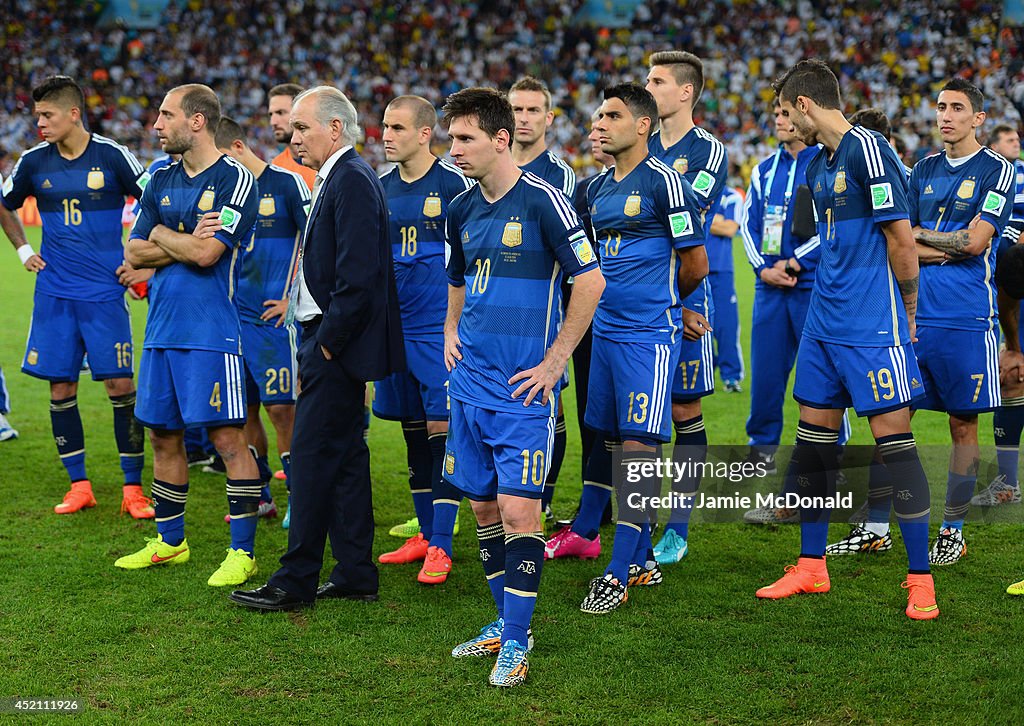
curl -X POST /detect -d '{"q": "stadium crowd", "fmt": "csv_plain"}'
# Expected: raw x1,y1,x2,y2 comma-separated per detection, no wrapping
0,0,1018,181
4,0,1024,691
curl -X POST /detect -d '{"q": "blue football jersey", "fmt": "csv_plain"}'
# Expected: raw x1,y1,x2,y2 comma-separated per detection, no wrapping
741,144,822,287
237,164,310,324
1012,158,1024,221
649,126,729,221
805,125,912,347
910,148,1013,332
445,171,598,416
131,155,258,353
649,126,728,315
587,155,706,345
707,187,742,274
1,134,147,301
131,155,175,217
518,150,577,200
380,158,471,340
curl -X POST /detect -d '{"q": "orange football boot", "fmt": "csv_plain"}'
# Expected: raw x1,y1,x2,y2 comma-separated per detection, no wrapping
120,485,155,519
54,480,97,514
379,533,429,564
902,573,940,620
756,556,831,599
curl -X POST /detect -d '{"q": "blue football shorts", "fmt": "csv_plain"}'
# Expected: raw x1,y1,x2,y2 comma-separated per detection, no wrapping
373,335,449,421
22,291,133,382
240,319,297,406
136,348,248,430
912,325,999,415
672,282,716,402
793,337,925,417
585,335,678,444
443,397,555,501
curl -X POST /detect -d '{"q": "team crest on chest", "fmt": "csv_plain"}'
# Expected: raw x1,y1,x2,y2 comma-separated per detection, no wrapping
423,195,442,218
87,168,104,190
198,188,216,212
502,220,523,247
956,179,976,200
259,196,276,216
834,171,847,194
624,194,642,217
673,157,688,174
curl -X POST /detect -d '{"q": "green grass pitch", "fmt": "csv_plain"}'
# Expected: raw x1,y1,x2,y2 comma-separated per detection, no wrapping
0,228,1021,722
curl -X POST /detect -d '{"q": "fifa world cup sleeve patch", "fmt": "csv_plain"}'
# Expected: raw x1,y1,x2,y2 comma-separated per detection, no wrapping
870,182,894,211
137,171,151,191
1,175,12,196
692,170,714,196
669,211,694,238
569,231,596,266
983,191,1006,217
303,202,311,217
219,206,242,234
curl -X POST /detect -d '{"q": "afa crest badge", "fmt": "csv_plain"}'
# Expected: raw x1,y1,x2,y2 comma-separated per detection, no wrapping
502,221,522,247
423,196,442,218
624,195,642,217
198,189,216,212
673,157,688,174
956,179,976,200
834,171,847,194
87,169,104,190
259,196,276,216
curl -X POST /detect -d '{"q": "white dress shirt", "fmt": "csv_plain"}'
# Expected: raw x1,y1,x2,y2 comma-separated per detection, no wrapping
295,144,353,322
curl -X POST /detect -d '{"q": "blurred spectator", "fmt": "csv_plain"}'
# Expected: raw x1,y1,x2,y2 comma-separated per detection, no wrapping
1,0,1019,179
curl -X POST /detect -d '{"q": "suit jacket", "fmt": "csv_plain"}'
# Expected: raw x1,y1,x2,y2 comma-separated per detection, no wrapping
302,147,405,382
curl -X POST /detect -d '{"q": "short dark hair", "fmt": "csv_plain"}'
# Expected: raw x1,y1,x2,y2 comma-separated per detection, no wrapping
171,83,221,134
941,77,984,113
442,87,514,140
649,50,704,102
387,95,438,130
268,83,305,101
773,59,842,110
32,75,85,112
997,236,1024,299
603,83,658,137
849,107,892,140
214,116,246,149
508,76,552,111
989,123,1019,146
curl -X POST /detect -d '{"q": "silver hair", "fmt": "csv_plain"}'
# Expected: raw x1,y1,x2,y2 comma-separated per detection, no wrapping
294,85,359,145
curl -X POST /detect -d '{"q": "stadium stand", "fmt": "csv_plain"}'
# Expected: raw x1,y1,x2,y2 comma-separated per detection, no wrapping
0,1,1019,181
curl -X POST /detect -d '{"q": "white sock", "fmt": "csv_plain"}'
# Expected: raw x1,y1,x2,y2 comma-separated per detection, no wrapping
863,521,890,537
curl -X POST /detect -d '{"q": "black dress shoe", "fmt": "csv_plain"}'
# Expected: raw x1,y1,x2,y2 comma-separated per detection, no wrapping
229,585,314,611
316,581,379,602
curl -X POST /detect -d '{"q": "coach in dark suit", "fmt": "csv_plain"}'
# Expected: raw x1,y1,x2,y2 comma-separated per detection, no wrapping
230,86,404,610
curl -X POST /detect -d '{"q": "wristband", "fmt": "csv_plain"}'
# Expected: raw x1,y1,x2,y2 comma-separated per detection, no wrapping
17,245,35,264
